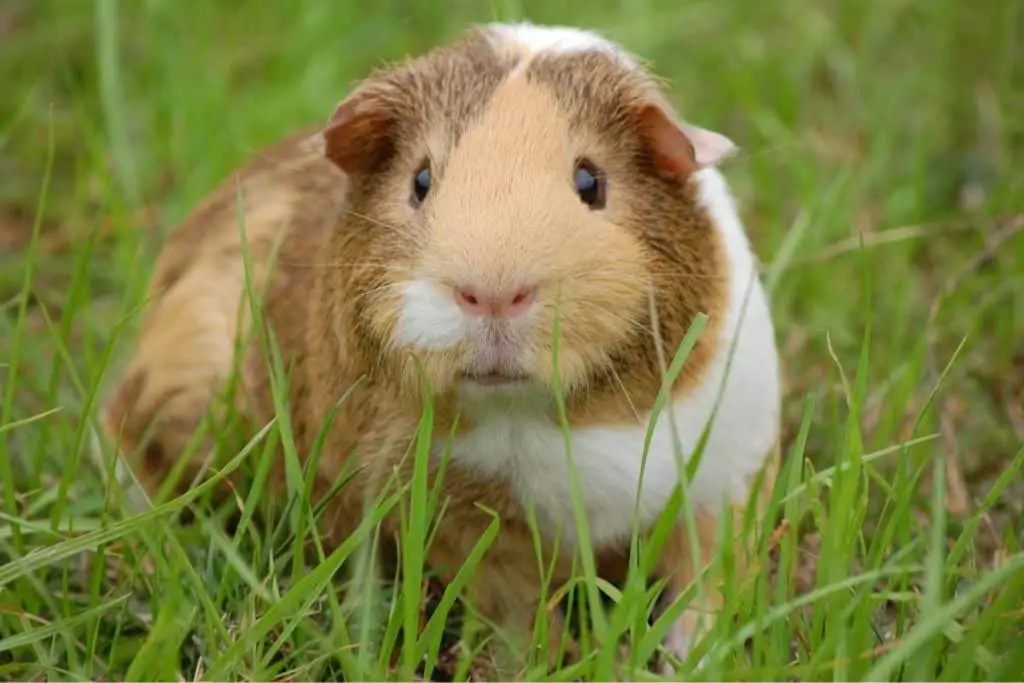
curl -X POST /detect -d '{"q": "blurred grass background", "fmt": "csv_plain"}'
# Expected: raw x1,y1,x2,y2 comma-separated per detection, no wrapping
1,0,1022,679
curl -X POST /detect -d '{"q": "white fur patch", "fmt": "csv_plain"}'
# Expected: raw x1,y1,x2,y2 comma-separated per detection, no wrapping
438,167,781,548
394,279,468,351
660,624,697,674
483,21,637,68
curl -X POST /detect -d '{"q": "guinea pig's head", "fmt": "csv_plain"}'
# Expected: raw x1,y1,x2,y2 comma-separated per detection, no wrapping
316,23,736,410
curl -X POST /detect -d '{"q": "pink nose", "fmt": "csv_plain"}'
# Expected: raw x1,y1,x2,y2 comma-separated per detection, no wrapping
455,284,537,318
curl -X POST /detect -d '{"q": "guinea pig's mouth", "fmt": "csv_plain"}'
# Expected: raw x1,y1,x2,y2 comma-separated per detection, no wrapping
459,370,530,387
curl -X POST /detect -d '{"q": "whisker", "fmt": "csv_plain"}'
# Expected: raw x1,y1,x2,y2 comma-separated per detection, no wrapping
722,140,808,166
347,281,410,308
566,268,726,284
337,207,408,234
540,302,652,338
335,208,429,250
607,363,642,422
276,260,414,273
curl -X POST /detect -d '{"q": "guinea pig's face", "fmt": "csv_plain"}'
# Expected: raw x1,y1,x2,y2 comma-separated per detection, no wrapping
322,27,731,403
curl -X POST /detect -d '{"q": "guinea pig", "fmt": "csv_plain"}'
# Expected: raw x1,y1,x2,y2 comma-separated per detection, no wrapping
97,21,782,674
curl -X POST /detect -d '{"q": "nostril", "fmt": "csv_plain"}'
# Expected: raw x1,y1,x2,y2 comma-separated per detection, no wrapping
455,286,483,313
508,286,537,313
455,284,538,317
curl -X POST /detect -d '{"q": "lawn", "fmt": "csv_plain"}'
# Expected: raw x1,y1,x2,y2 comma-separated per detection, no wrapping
1,0,1022,680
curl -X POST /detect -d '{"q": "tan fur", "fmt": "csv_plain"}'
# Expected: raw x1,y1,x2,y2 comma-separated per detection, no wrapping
99,25,779,675
101,130,345,495
389,73,658,403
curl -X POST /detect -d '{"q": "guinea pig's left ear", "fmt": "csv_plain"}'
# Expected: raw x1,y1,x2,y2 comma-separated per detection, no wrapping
635,101,737,178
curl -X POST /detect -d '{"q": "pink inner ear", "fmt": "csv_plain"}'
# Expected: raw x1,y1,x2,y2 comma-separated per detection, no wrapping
320,90,393,175
680,122,738,167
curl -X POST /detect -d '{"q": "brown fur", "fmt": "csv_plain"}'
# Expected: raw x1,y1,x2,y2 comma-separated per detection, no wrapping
99,24,777,675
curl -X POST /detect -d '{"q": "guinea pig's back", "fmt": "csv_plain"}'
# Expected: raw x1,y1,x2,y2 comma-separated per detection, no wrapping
150,129,344,299
98,128,347,499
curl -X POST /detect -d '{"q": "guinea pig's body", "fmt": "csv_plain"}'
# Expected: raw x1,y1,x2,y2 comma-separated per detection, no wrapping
99,22,782,672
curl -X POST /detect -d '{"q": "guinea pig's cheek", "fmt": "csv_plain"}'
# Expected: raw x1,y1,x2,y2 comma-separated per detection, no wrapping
392,279,469,352
397,353,462,396
529,345,594,394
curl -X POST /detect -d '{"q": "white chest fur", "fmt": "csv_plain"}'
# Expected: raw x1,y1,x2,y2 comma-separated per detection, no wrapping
437,168,781,549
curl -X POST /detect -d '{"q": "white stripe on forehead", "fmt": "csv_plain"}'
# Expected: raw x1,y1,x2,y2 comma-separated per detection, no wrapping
482,21,639,69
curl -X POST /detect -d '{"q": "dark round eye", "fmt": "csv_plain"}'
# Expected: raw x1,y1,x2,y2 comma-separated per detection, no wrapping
412,163,431,205
574,159,605,209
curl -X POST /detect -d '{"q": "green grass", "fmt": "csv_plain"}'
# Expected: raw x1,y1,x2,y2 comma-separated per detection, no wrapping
2,0,1023,680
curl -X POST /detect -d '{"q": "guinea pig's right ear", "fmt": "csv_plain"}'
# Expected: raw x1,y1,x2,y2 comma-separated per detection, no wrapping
315,83,398,175
634,100,737,178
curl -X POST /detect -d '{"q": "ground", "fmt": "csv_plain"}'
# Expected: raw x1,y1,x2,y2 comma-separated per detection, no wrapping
1,0,1023,680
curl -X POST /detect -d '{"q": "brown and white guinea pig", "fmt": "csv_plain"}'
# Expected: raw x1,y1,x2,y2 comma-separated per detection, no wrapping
97,21,782,673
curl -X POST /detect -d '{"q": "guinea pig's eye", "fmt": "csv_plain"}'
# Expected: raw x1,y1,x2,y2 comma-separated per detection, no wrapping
574,159,605,210
411,161,431,206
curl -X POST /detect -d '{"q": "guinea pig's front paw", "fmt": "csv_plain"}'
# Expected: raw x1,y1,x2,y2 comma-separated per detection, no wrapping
658,617,709,676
